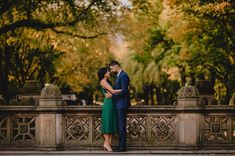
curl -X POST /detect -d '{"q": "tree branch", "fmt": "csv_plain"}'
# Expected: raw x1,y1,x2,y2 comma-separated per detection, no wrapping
0,0,97,35
51,28,108,39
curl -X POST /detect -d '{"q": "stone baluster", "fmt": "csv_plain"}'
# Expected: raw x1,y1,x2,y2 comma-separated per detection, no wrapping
177,81,202,149
37,84,64,150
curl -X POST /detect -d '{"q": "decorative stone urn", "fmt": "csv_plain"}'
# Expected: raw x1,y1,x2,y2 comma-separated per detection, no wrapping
17,80,43,105
196,80,214,105
39,84,63,107
177,83,201,108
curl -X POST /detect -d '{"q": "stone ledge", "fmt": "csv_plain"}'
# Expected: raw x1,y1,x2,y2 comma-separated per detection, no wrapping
0,150,235,155
0,105,235,113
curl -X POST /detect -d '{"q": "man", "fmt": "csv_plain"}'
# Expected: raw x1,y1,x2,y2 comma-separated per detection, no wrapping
106,60,130,152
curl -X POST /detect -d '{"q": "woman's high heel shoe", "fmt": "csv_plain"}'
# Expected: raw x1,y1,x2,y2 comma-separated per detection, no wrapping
103,144,112,152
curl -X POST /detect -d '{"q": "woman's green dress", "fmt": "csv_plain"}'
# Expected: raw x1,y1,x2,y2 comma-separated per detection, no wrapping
100,86,118,134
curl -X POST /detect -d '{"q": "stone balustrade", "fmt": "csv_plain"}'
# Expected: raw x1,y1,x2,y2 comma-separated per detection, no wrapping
0,105,235,150
0,84,235,150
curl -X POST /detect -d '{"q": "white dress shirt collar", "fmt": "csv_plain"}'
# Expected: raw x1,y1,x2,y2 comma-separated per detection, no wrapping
117,70,123,77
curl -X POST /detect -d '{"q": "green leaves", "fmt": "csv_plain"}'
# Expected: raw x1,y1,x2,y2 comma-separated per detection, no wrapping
0,0,122,102
120,0,235,104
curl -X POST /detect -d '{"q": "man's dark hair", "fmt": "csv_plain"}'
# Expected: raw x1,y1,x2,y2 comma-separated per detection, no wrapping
109,60,121,67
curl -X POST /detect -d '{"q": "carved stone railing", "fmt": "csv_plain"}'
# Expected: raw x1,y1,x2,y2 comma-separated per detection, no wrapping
1,83,235,150
0,105,235,150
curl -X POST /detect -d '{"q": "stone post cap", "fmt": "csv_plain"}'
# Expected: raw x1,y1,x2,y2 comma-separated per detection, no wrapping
177,84,201,108
178,85,200,98
40,84,62,99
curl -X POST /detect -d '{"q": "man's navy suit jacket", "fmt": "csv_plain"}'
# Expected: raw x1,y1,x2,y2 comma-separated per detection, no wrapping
113,71,130,110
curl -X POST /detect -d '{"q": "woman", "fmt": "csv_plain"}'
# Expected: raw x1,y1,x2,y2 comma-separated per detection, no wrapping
98,67,121,152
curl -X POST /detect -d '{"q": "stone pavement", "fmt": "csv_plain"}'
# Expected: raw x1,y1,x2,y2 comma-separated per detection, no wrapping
1,150,235,156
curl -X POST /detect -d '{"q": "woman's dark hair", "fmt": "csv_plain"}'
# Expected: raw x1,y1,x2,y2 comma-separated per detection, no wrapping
98,67,109,82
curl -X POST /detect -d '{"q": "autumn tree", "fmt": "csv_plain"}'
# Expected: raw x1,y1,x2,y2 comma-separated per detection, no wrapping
0,0,121,102
120,0,235,104
163,0,235,103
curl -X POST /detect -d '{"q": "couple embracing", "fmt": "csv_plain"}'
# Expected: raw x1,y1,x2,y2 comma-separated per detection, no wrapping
98,60,130,152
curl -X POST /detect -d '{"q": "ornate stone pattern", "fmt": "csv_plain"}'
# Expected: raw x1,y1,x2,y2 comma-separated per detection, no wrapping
202,115,229,143
126,116,147,142
150,115,176,143
93,116,102,142
0,115,9,143
64,115,90,144
11,114,36,143
40,84,61,99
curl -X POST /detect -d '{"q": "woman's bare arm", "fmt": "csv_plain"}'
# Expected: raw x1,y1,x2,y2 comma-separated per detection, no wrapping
100,80,122,94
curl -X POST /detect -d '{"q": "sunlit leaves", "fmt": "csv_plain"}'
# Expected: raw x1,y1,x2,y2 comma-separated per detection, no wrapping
0,0,121,99
121,0,235,104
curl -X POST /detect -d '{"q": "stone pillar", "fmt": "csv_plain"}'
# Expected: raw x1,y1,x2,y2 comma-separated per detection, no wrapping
37,84,64,150
177,83,202,148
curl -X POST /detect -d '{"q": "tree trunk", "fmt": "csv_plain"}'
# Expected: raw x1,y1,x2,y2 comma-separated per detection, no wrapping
150,84,154,105
155,86,161,105
143,85,149,105
225,81,235,105
0,48,3,95
2,44,10,102
179,66,186,86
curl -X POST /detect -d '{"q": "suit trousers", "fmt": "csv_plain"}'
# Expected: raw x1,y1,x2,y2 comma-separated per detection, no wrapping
116,108,128,149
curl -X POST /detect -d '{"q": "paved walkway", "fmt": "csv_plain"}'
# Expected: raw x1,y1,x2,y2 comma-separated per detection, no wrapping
1,150,235,156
